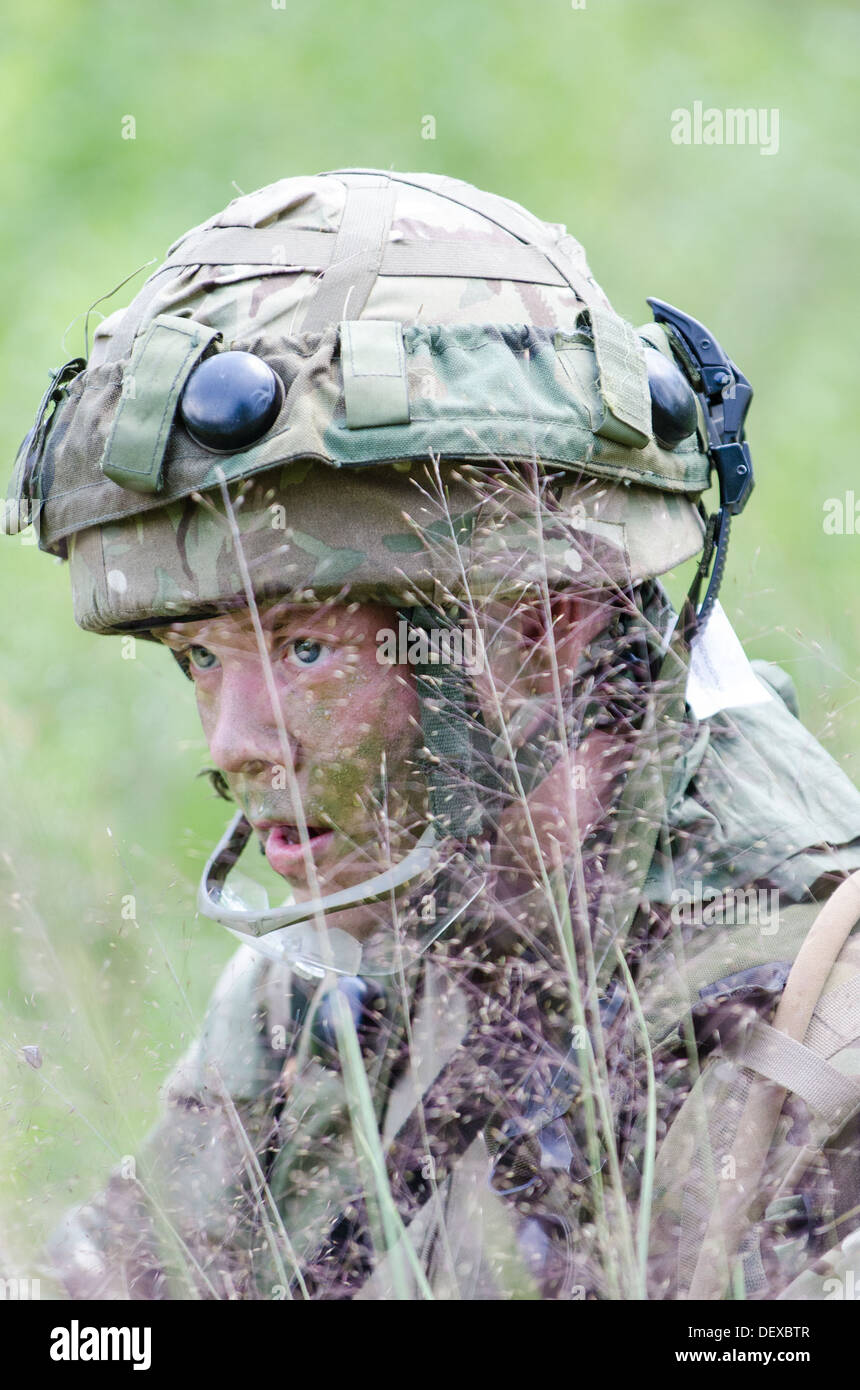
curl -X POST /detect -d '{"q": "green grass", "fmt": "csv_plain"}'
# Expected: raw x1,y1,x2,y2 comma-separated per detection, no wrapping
0,0,857,1282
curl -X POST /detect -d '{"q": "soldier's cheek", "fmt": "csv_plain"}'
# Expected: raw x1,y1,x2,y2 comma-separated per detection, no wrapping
297,672,379,736
193,689,219,742
305,764,371,831
352,663,418,731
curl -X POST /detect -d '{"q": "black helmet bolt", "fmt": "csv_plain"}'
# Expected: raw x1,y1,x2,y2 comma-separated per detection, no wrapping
180,350,282,453
644,346,698,450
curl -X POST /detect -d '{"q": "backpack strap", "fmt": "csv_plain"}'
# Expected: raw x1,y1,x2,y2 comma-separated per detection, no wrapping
687,870,860,1299
736,1020,860,1133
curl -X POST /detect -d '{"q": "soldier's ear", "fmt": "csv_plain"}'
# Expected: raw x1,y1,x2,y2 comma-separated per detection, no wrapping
196,767,234,801
514,591,619,689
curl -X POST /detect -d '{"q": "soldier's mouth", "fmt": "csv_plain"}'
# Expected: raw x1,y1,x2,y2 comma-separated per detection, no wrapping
259,822,335,877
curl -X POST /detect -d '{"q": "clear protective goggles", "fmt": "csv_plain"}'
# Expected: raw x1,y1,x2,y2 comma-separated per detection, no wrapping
197,809,486,978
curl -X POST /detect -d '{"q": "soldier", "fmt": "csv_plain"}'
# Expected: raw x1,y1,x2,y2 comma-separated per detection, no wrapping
6,170,860,1300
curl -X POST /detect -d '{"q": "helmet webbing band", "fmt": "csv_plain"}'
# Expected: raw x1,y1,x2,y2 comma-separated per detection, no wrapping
300,174,396,333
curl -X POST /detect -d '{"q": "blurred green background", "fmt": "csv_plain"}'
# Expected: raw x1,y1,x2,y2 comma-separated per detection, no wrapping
1,0,857,1284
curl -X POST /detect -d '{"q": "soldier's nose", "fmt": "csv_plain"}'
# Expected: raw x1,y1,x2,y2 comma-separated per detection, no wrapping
206,659,302,777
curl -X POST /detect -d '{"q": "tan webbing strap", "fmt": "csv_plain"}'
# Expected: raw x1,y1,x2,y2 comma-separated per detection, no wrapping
739,1020,860,1131
804,973,860,1056
101,314,221,493
160,229,567,284
109,224,566,365
328,169,602,310
109,272,193,363
383,239,565,283
108,227,339,361
340,320,410,428
300,175,396,333
585,305,652,449
687,870,860,1300
168,227,336,267
109,171,576,361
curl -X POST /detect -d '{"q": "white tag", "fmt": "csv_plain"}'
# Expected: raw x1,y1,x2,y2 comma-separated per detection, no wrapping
685,602,773,720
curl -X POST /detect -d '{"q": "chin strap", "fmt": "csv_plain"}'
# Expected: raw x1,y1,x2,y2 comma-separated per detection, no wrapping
397,604,495,950
400,604,492,838
400,600,598,931
401,599,599,839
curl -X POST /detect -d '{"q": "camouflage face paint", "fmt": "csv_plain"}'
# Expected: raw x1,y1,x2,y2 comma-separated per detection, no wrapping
163,599,427,933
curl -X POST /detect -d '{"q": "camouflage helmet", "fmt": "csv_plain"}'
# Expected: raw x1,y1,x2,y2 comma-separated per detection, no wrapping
7,169,755,977
4,168,714,633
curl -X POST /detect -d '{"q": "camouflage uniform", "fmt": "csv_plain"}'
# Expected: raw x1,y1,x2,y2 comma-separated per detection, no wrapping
8,170,860,1300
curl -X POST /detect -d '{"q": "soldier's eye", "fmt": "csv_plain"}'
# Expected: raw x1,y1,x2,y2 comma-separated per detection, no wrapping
189,644,220,672
286,638,329,667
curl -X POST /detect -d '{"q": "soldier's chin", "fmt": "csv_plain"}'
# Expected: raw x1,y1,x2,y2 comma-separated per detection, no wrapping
286,842,391,896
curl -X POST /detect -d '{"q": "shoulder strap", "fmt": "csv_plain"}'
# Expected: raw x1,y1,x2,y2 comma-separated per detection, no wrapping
737,1019,860,1132
686,871,860,1299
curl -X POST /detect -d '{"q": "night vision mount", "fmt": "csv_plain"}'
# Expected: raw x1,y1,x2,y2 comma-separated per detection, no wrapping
647,298,755,628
